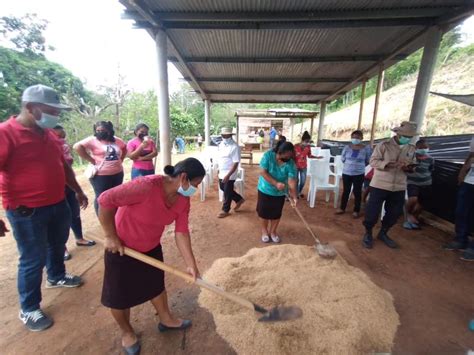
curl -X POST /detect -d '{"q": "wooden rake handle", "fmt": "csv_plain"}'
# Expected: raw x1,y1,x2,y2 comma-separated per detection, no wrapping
122,246,260,313
287,197,322,245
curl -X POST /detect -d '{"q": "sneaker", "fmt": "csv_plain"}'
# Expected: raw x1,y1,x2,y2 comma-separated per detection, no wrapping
19,309,53,332
234,199,246,211
64,250,72,261
362,232,373,249
335,209,345,215
443,241,468,251
261,235,270,243
460,251,474,262
217,211,230,218
270,235,281,243
377,230,398,249
46,273,82,289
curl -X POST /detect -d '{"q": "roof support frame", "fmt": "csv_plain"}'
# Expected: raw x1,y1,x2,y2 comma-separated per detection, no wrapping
184,77,353,83
203,90,333,96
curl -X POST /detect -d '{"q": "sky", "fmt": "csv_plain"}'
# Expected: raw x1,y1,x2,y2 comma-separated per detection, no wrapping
1,0,473,94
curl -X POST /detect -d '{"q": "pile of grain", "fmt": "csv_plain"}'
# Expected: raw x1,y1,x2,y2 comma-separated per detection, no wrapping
198,245,399,354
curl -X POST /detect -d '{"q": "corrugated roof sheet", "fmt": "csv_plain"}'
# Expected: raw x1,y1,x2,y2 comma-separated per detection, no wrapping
121,0,472,103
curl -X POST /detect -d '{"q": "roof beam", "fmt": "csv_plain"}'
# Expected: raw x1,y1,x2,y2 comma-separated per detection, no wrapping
185,77,352,83
122,8,452,22
210,99,321,104
169,54,407,64
159,18,433,30
204,90,334,96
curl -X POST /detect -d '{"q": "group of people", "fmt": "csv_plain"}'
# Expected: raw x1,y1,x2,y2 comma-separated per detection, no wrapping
1,84,472,354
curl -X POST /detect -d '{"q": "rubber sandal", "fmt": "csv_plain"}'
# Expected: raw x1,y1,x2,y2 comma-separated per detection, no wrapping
76,240,96,247
271,235,281,243
403,221,413,230
123,341,140,355
158,319,192,332
261,235,270,243
410,222,420,230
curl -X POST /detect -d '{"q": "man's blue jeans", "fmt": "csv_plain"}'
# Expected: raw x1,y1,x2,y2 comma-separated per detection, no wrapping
6,199,71,312
297,168,307,194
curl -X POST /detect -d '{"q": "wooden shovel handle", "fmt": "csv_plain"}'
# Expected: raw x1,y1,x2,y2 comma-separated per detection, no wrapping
123,247,258,313
287,197,322,245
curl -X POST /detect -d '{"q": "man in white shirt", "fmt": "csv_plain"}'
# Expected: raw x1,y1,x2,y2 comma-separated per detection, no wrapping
217,127,245,218
444,126,474,261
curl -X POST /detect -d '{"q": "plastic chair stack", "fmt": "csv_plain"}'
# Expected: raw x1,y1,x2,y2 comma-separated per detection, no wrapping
218,167,245,202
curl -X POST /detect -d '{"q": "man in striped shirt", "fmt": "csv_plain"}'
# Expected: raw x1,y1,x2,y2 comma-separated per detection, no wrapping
404,139,434,230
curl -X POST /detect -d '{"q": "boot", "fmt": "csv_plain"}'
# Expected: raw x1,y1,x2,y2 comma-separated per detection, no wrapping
362,230,373,249
377,229,398,248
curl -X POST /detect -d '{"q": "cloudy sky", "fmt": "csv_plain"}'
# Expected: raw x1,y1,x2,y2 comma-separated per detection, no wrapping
1,0,473,94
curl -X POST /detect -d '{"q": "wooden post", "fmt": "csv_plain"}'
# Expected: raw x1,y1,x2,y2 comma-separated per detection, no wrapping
317,101,326,146
370,66,384,146
357,80,366,130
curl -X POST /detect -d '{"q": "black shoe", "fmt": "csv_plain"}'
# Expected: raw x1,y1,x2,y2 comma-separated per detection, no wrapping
19,309,53,332
64,250,72,261
460,250,474,262
377,230,398,248
443,241,468,251
362,232,373,249
158,319,192,332
123,341,141,355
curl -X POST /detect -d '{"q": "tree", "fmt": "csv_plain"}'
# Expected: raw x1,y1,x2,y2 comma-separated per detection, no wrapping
0,14,54,56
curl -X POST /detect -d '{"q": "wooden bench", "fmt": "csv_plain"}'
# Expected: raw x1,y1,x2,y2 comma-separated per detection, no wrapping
240,150,253,165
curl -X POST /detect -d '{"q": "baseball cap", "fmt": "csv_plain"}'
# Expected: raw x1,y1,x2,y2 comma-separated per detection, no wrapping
21,84,71,110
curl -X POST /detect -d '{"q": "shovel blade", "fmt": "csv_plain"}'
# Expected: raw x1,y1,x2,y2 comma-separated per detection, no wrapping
315,243,337,259
258,306,303,322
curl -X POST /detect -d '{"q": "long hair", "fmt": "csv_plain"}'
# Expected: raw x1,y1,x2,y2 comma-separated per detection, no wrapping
94,121,116,142
273,140,295,155
164,158,206,181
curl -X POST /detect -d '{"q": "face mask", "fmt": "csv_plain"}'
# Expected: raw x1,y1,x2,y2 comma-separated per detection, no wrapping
280,157,291,163
416,148,429,155
178,181,197,197
351,139,361,145
36,113,59,129
398,136,411,145
138,133,147,140
223,137,232,144
95,131,109,140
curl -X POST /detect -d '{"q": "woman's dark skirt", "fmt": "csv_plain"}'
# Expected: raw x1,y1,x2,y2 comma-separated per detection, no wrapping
256,190,285,220
101,244,165,309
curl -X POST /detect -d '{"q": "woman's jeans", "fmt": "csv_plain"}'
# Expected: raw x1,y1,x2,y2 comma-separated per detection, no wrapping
131,168,155,180
90,172,124,215
65,186,83,240
340,174,365,212
6,200,71,312
297,168,307,194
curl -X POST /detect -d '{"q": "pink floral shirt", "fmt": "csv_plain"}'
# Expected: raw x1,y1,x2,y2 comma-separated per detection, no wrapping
98,175,190,252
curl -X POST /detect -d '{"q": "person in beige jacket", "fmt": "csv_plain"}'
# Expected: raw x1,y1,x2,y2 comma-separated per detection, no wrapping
362,122,417,249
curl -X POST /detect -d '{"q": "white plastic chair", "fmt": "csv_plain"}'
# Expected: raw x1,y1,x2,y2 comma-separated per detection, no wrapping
310,147,321,157
218,167,245,202
306,159,341,208
317,149,331,162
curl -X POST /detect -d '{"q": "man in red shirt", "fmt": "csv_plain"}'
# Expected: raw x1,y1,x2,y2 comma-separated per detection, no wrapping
0,84,88,332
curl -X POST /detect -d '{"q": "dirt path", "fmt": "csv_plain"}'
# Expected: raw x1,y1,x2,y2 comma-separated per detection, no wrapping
0,158,473,354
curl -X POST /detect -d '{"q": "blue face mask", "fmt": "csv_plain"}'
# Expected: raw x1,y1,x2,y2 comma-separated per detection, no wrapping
351,138,361,145
36,113,59,129
178,180,197,197
416,148,429,155
398,136,411,145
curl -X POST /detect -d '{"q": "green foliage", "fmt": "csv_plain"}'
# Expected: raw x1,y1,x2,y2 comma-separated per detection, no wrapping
0,14,54,56
0,46,89,119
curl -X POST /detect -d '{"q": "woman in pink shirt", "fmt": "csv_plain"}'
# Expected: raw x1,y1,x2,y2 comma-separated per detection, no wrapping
97,158,205,354
74,121,127,215
127,123,157,180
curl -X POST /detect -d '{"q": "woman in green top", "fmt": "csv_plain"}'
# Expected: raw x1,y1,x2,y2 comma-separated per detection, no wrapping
257,141,298,243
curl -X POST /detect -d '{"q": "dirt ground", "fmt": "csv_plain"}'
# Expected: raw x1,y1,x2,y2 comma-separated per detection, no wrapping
0,154,473,354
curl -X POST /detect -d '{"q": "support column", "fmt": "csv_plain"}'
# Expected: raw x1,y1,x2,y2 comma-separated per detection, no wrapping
236,116,240,145
204,99,211,146
357,80,367,130
289,118,295,142
370,65,384,146
155,29,171,168
317,101,326,146
409,26,443,132
310,116,315,137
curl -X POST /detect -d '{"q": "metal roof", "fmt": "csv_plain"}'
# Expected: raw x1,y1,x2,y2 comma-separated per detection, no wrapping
120,0,474,103
235,108,318,119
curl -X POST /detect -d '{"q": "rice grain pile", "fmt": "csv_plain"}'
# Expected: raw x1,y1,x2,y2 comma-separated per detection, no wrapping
199,245,399,355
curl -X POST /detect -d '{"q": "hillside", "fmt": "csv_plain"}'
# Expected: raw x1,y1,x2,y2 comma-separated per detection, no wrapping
322,55,474,140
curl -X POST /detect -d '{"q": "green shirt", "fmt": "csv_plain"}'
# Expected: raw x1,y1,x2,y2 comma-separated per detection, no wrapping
258,150,297,196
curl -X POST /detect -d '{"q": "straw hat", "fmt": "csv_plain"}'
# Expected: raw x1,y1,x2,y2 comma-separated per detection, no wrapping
392,121,419,137
220,127,235,135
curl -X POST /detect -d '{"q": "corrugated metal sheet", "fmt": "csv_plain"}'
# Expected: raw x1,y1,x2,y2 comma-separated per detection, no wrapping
200,82,342,92
167,27,422,58
142,0,463,12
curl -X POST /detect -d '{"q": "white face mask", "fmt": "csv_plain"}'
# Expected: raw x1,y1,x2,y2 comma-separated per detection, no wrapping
223,137,232,144
36,112,59,129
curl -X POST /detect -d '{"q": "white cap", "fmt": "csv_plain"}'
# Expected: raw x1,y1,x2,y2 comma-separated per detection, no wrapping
22,84,71,110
